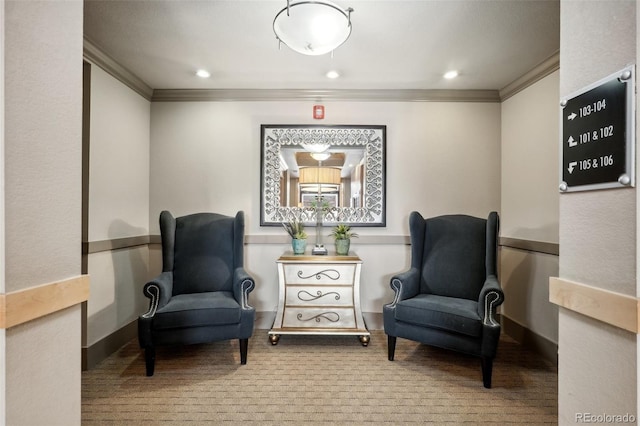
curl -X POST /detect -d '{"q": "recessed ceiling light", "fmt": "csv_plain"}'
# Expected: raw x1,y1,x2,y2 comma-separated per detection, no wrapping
326,70,340,79
196,69,211,78
444,70,459,80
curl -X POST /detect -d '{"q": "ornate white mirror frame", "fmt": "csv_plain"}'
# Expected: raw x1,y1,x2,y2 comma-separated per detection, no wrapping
260,124,386,227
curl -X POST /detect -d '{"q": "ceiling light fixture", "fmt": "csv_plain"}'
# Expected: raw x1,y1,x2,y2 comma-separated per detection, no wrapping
196,69,211,78
273,1,354,56
444,70,459,80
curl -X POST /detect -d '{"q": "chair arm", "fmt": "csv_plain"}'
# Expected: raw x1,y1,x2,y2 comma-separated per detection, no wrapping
387,268,421,308
233,267,255,309
477,275,504,327
141,271,173,319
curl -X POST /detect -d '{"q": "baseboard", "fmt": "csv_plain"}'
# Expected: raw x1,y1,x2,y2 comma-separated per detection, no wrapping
502,315,558,366
255,311,276,330
363,312,383,330
82,314,555,370
83,319,138,371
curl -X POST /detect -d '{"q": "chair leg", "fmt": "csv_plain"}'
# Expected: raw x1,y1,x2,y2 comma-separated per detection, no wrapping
481,356,493,388
387,335,397,361
239,338,248,365
145,347,156,377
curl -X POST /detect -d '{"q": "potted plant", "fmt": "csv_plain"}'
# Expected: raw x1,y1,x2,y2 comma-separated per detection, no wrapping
331,223,358,255
283,220,308,254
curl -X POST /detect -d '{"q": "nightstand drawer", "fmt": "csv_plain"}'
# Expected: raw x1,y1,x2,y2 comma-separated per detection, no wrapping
283,264,356,285
285,286,354,307
282,307,356,329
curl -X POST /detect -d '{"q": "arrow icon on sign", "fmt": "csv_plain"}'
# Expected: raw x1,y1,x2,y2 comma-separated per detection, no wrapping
567,112,577,120
568,136,577,147
568,161,577,174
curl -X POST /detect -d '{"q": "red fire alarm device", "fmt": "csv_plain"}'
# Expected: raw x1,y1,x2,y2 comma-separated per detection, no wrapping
313,105,325,120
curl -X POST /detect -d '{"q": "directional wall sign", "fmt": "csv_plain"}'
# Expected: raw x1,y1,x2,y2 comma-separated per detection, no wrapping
560,66,635,193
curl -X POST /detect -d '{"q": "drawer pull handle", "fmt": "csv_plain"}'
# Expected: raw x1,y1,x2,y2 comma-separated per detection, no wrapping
297,269,340,280
297,312,340,323
298,290,340,301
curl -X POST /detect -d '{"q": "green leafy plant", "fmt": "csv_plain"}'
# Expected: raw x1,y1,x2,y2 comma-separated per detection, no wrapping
282,220,307,240
310,196,331,212
331,224,358,240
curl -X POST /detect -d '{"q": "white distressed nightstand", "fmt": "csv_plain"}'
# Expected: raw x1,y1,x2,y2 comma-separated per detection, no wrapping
268,251,370,346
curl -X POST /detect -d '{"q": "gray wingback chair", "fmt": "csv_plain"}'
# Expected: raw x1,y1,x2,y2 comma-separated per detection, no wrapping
383,211,504,388
138,211,255,376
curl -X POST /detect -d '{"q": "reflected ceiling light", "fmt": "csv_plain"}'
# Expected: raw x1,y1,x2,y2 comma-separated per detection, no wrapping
273,1,354,56
310,152,331,161
301,142,330,153
326,70,340,79
196,69,211,78
444,70,459,79
299,166,341,185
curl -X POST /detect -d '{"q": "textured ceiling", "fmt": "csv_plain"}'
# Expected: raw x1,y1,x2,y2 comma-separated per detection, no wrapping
84,0,560,91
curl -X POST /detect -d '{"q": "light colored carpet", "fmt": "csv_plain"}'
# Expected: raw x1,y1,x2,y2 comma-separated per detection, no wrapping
82,330,557,425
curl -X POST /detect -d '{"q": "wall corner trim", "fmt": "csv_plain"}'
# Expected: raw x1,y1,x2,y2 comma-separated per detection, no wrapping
549,276,638,333
83,36,153,101
0,275,90,329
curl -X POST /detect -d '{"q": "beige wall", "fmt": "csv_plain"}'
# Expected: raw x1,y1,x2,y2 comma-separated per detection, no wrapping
501,71,559,244
91,76,561,337
86,64,151,346
89,53,562,367
559,0,637,423
0,0,5,419
149,100,501,316
500,71,560,345
88,65,150,242
150,101,502,234
3,1,83,424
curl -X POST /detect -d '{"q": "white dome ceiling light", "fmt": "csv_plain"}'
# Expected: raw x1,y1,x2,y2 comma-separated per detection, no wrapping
273,1,354,56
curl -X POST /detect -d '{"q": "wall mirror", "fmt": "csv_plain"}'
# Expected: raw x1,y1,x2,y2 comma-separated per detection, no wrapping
260,125,386,227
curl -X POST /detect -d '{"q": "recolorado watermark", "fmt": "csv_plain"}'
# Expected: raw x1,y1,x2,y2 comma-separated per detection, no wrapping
576,413,636,423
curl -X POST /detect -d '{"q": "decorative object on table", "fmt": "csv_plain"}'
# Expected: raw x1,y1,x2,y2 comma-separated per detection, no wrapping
138,211,255,376
311,196,330,255
282,219,307,254
331,223,358,255
272,0,354,56
383,211,504,388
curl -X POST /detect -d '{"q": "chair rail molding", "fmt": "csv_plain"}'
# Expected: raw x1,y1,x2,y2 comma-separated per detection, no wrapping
0,275,90,329
499,237,559,256
549,276,639,333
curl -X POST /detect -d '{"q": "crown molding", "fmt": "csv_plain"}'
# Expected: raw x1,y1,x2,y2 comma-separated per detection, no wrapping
151,88,500,103
82,38,554,104
499,50,560,101
83,36,153,101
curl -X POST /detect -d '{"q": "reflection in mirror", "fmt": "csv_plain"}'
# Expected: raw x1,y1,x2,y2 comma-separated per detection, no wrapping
260,125,386,226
